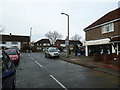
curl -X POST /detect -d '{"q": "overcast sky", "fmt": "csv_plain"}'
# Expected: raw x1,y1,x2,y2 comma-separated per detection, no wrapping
0,0,119,42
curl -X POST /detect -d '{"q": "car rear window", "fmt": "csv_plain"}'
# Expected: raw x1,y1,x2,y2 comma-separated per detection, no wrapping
5,50,17,55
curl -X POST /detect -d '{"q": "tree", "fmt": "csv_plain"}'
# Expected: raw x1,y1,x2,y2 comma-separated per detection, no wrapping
45,31,63,45
21,43,30,52
71,34,81,41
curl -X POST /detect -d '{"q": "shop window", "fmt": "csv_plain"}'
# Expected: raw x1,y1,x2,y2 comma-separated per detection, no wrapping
100,49,104,54
118,44,120,54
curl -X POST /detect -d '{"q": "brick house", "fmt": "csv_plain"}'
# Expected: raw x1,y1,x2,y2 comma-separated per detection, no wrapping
55,39,82,51
84,8,120,56
0,34,30,50
34,39,51,51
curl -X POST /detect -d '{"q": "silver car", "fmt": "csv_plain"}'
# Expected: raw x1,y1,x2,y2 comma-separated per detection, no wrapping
45,48,60,58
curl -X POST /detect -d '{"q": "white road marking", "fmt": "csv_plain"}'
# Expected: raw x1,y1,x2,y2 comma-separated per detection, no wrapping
35,61,43,68
28,54,35,60
49,75,68,90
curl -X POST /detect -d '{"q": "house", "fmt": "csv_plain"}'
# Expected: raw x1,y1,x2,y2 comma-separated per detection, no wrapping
55,39,82,51
0,34,30,50
83,8,120,56
34,39,51,51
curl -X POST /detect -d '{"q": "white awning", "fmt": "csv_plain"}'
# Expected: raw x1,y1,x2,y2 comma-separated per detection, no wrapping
83,38,110,46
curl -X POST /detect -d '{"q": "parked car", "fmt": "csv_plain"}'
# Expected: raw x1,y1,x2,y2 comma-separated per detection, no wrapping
9,47,20,57
45,48,60,58
4,49,20,65
1,50,16,89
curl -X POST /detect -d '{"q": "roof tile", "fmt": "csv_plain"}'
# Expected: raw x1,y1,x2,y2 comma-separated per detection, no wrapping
84,8,120,30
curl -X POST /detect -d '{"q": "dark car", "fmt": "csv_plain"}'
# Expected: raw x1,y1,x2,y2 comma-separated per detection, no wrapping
0,50,16,89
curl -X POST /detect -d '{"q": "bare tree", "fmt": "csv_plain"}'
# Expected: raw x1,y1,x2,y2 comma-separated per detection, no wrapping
71,34,81,41
45,31,63,45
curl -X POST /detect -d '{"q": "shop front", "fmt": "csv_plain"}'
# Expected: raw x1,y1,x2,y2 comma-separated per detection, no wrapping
110,35,120,55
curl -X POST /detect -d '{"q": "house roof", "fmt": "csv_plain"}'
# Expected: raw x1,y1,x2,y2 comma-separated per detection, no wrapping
70,40,82,45
34,39,50,44
55,39,82,45
84,8,120,31
55,40,65,44
0,34,30,42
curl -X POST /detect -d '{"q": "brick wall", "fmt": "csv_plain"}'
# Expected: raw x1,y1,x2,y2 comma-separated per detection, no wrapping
86,21,120,41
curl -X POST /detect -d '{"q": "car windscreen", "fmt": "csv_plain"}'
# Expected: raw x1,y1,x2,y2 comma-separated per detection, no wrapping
5,50,17,55
9,48,19,51
48,49,58,52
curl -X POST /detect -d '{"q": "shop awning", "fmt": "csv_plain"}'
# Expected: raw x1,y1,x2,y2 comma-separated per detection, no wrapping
83,38,110,46
110,35,120,43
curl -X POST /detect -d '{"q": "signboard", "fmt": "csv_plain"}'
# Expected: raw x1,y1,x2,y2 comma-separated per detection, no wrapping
65,40,69,46
83,38,110,46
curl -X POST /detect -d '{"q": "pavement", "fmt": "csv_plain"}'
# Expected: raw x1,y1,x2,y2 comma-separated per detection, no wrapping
60,53,120,76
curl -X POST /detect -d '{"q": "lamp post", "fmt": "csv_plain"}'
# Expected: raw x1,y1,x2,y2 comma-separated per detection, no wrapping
61,13,69,57
29,27,32,52
30,27,32,43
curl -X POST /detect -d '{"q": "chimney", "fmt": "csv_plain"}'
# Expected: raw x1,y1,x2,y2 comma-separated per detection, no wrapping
10,33,12,36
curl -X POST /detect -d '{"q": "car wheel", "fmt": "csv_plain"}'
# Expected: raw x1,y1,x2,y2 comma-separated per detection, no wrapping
45,54,47,58
48,54,51,58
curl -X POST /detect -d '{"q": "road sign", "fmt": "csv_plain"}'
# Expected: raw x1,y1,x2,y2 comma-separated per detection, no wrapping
65,40,69,46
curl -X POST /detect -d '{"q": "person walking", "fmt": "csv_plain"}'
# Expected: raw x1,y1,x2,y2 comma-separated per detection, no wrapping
77,48,81,57
75,49,78,56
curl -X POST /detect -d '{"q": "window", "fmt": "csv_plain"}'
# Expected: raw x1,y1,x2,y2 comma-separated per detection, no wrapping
12,42,18,44
102,23,114,34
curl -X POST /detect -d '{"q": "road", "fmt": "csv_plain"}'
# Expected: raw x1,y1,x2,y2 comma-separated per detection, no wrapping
16,53,119,89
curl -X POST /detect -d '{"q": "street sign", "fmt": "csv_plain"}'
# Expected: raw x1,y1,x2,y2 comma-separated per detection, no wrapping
65,40,69,46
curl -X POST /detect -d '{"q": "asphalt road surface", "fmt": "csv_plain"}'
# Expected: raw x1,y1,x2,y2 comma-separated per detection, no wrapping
16,53,119,89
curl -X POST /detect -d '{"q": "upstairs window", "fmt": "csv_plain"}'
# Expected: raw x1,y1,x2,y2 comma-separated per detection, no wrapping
102,23,114,34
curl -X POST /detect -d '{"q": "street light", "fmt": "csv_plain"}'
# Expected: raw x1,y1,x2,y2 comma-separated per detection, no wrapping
61,13,69,57
29,27,32,52
30,27,32,43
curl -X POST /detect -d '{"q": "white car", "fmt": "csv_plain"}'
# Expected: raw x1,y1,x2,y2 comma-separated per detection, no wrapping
48,47,60,52
45,48,60,58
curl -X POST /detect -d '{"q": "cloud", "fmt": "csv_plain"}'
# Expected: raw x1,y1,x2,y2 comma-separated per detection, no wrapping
1,0,119,3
